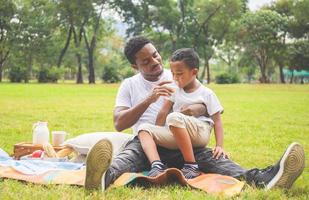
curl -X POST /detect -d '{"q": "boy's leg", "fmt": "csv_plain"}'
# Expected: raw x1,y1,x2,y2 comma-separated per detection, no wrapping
169,126,196,162
138,130,161,162
137,123,177,177
138,124,168,177
166,113,205,179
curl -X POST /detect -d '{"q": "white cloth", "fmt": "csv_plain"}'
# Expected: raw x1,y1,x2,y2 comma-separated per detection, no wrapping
115,69,172,135
169,81,223,124
0,148,84,175
63,132,133,157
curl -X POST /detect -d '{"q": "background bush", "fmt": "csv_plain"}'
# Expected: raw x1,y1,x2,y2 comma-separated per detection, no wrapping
215,73,240,84
37,66,62,83
9,65,27,83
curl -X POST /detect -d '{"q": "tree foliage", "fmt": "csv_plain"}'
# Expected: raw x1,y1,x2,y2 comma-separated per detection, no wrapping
0,0,308,84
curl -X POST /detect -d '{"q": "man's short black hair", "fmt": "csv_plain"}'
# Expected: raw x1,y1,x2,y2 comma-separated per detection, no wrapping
170,48,199,69
124,36,152,64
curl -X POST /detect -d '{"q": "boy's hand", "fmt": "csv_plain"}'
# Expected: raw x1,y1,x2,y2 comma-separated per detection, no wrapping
180,104,206,117
212,146,228,160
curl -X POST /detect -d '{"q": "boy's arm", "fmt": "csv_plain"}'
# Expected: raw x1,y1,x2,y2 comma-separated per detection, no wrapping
156,100,173,126
180,103,207,117
211,112,227,159
114,81,173,132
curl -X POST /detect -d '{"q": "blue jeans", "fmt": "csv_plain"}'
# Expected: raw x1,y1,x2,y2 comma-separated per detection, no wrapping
104,136,247,188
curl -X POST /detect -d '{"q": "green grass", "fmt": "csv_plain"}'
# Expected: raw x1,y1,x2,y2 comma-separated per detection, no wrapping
0,83,308,199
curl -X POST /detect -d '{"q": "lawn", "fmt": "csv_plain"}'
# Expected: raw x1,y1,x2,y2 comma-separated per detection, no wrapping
0,83,308,199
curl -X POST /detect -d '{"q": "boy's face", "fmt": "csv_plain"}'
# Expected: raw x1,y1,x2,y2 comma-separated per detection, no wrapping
169,61,197,89
132,43,163,82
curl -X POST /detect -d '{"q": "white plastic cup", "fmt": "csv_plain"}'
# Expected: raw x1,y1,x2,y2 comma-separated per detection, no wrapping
51,131,67,146
166,82,178,93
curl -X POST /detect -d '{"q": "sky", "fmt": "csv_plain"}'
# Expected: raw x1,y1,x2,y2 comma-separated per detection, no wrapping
248,0,273,10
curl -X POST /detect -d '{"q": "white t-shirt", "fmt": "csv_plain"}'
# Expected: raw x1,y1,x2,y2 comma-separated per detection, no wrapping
115,69,173,135
169,81,224,125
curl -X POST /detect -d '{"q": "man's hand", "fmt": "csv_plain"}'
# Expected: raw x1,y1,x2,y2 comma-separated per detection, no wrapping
180,104,207,117
212,146,228,160
147,81,174,104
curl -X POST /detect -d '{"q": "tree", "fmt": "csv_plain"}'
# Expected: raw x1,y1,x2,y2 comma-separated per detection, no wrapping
112,0,243,83
239,10,287,83
57,0,112,84
186,0,243,83
3,0,58,83
267,0,295,83
0,0,17,82
83,0,111,84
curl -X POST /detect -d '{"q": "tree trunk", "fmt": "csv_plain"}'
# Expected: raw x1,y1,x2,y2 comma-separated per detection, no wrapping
0,50,10,82
25,53,33,83
206,61,210,84
76,53,83,84
88,49,95,84
83,32,96,84
83,3,106,84
257,55,268,83
278,61,285,83
289,70,294,84
72,26,84,84
0,63,3,82
57,26,73,68
260,66,268,83
199,50,211,84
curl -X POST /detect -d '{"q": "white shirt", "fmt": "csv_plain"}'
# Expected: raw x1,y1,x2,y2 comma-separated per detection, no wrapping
169,81,224,124
115,69,172,135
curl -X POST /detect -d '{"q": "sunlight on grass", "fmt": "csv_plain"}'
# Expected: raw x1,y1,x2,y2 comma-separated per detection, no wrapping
0,83,308,199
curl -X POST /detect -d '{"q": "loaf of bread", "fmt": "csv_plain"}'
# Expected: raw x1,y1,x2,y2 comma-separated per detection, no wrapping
43,143,58,158
56,147,74,158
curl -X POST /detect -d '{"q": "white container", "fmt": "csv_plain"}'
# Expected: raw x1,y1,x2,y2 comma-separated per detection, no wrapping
51,131,67,146
32,121,50,145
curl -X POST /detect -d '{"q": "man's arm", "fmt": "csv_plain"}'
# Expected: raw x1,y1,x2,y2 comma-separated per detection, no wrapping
114,99,152,132
155,100,173,126
114,81,174,132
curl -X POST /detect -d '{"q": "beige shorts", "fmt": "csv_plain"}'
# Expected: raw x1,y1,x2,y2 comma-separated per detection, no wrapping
137,112,212,150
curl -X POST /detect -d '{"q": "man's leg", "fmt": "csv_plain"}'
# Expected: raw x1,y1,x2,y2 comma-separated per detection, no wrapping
85,139,113,190
243,142,305,189
159,142,305,189
85,137,149,190
158,145,246,177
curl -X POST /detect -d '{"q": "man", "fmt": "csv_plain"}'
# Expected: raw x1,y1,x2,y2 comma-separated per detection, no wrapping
85,36,305,191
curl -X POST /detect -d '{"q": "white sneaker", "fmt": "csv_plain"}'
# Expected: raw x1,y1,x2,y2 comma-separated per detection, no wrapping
266,142,305,189
85,139,113,190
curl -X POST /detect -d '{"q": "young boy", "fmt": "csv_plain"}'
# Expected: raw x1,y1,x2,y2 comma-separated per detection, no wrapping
138,48,225,179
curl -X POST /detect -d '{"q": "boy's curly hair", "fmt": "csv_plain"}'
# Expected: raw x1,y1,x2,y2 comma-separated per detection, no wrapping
124,36,152,64
170,48,200,69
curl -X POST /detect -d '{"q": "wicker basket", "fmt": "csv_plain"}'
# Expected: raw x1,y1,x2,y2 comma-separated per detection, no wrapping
13,142,65,160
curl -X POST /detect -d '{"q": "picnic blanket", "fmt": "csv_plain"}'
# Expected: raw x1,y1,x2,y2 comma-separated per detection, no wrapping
112,168,244,196
0,148,244,196
0,165,244,196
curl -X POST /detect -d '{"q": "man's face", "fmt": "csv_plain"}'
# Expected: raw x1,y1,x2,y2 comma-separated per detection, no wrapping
132,43,163,82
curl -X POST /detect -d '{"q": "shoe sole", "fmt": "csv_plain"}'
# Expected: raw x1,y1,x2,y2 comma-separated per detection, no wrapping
85,139,113,190
266,142,305,190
